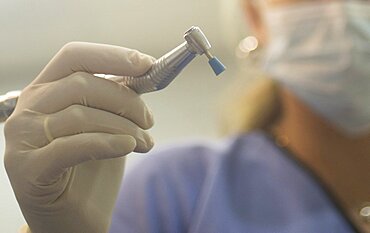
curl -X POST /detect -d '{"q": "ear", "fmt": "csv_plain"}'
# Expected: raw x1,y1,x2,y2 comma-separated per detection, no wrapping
241,0,267,45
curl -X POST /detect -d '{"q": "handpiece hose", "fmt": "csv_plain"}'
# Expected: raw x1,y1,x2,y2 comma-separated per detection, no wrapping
0,26,225,123
0,92,18,122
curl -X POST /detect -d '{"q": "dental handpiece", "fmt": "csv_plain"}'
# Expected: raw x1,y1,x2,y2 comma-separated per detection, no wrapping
0,26,226,122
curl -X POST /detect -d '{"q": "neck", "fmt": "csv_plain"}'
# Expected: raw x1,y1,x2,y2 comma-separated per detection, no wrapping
271,87,370,218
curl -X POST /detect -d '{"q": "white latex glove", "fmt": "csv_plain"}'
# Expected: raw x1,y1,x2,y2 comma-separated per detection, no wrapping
4,42,155,233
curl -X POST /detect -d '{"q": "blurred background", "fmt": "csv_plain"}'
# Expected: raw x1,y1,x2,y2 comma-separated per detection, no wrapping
0,0,249,231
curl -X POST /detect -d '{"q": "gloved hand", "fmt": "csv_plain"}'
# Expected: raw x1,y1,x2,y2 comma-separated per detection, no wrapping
3,42,155,233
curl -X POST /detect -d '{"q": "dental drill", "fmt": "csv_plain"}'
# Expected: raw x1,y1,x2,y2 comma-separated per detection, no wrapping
0,26,226,122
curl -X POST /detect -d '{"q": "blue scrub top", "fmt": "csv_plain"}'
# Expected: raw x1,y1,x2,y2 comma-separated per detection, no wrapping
109,131,357,233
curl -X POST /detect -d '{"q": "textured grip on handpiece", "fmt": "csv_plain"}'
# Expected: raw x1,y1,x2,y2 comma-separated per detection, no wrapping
121,49,197,94
121,57,178,94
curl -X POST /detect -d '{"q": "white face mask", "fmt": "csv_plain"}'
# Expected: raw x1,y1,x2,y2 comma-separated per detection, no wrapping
263,1,370,136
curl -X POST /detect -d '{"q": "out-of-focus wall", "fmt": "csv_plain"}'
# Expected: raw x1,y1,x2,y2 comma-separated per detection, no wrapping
0,0,234,86
0,0,244,231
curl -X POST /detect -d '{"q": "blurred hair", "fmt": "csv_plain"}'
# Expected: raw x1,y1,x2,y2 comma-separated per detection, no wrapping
218,76,280,136
218,0,281,136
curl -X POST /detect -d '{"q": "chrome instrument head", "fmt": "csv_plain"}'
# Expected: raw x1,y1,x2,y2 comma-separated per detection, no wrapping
184,26,211,55
184,26,226,76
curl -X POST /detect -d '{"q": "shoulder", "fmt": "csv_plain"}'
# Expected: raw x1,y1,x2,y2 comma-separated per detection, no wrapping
127,131,277,181
111,131,279,232
111,131,354,233
126,130,330,211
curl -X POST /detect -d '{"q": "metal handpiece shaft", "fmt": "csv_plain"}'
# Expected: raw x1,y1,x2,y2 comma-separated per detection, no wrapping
120,42,196,94
0,26,225,123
